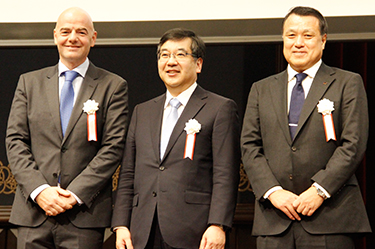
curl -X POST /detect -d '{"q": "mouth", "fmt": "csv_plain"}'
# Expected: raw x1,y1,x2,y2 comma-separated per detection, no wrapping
292,51,307,56
65,45,81,50
166,69,180,76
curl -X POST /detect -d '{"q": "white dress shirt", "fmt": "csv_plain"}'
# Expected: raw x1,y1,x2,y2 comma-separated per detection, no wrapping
264,60,330,199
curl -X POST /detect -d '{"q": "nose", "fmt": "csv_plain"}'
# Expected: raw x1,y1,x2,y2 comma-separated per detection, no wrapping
295,35,304,47
166,55,178,65
68,31,78,43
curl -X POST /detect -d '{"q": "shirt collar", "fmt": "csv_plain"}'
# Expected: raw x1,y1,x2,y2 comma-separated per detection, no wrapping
164,82,198,109
58,58,90,77
287,59,322,81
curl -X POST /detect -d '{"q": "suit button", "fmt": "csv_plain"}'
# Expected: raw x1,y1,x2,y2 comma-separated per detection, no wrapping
61,147,67,153
289,174,293,180
53,173,58,178
152,192,157,197
159,166,165,171
291,146,297,152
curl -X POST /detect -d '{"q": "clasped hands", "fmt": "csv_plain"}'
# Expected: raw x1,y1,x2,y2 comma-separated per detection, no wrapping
268,186,324,221
35,186,78,216
116,225,226,249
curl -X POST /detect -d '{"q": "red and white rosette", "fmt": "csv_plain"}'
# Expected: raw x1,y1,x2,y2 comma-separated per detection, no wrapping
183,119,201,159
317,98,336,142
83,99,99,141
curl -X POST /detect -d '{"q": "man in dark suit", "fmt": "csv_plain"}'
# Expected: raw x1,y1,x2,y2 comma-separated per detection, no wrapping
241,6,371,249
6,7,128,249
111,28,240,249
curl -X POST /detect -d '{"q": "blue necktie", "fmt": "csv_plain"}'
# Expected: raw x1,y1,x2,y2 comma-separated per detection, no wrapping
289,73,308,139
160,98,181,159
60,70,79,136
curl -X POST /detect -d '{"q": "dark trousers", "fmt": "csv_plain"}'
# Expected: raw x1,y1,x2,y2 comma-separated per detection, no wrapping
145,211,175,249
257,221,355,249
17,215,104,249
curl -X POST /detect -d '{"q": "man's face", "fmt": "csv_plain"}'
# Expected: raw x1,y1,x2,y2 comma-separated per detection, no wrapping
283,14,326,72
158,38,203,96
54,9,97,69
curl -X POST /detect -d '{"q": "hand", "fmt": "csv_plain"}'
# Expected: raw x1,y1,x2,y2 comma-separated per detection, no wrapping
59,193,78,206
35,187,73,216
293,186,324,216
116,228,133,249
199,225,225,249
268,189,301,221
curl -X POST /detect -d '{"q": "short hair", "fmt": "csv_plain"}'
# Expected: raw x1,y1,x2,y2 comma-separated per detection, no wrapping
283,6,328,36
157,28,206,60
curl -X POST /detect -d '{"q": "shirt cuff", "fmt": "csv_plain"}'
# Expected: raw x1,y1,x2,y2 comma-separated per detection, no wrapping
30,184,50,202
113,226,129,232
313,182,331,198
263,186,283,199
67,190,84,205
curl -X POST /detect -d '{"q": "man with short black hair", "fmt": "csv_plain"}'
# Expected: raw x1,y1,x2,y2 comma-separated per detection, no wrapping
241,6,371,249
112,28,240,249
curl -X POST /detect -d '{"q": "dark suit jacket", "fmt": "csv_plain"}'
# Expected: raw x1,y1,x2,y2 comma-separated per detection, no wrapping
241,63,371,236
112,85,240,249
6,62,128,228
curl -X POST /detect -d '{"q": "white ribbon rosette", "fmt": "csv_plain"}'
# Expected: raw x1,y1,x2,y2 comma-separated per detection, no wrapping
83,100,99,141
183,119,201,159
317,98,336,141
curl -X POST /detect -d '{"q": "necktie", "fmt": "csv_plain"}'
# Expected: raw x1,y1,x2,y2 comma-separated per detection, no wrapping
60,70,79,136
289,73,308,139
160,98,182,159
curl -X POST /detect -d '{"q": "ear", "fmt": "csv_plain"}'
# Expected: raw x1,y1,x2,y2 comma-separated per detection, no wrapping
53,29,58,45
321,33,327,50
90,31,98,47
195,58,203,74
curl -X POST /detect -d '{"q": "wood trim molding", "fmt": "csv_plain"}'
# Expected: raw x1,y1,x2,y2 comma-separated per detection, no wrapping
0,16,374,46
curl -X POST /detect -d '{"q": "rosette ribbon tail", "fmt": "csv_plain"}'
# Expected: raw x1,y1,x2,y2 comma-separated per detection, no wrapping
184,134,196,159
322,113,336,142
87,113,98,141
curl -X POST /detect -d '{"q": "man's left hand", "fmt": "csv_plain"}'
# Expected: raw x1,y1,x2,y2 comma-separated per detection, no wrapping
60,194,78,206
293,186,324,216
199,225,225,249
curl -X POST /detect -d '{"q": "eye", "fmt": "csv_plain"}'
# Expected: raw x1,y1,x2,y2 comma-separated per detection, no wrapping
176,52,187,59
160,52,170,59
60,30,70,35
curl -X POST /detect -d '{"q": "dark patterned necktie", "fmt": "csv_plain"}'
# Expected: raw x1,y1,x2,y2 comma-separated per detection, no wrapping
289,73,308,139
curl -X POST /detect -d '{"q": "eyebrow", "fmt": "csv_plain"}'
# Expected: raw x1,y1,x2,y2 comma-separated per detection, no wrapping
59,27,89,32
161,48,189,52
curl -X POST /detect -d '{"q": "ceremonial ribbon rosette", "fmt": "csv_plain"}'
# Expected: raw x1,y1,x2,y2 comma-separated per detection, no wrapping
317,98,336,142
83,99,99,141
183,119,201,159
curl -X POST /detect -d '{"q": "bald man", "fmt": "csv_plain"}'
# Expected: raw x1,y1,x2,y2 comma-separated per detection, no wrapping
6,7,128,248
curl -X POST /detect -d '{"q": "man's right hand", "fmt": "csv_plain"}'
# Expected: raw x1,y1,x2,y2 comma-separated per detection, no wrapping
35,187,73,216
116,228,133,249
268,189,301,221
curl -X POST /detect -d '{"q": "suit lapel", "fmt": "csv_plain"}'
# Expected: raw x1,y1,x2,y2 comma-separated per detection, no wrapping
151,94,166,162
45,65,63,140
295,63,335,140
63,62,99,144
161,86,207,162
270,71,292,144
